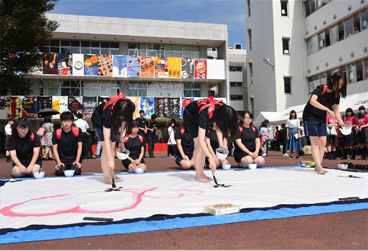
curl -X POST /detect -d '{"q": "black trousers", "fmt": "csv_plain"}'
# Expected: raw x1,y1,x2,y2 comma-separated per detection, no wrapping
147,136,155,156
168,144,177,156
82,133,92,158
281,141,287,154
55,163,82,176
138,131,147,156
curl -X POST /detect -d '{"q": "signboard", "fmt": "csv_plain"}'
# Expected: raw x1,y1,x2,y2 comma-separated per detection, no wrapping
168,57,181,78
194,58,207,79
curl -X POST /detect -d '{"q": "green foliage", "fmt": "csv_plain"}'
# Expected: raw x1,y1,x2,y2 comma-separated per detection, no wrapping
0,0,59,96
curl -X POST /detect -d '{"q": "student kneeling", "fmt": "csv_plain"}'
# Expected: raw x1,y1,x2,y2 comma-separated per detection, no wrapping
122,121,147,173
205,125,230,169
53,111,83,176
7,117,43,177
175,124,195,170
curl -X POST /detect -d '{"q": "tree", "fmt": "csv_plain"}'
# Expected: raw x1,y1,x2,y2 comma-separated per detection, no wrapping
0,0,59,96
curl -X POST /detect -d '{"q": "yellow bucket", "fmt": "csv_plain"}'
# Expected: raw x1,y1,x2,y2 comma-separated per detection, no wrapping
304,145,312,155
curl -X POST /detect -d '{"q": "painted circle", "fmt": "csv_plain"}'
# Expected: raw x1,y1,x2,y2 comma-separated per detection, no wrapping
74,61,83,70
84,59,92,67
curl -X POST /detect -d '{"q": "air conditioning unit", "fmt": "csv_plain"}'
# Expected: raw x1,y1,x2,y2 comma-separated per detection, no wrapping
235,43,242,50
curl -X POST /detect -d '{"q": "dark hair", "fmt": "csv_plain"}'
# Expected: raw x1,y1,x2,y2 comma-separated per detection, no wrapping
44,117,51,123
76,112,83,119
300,121,304,126
261,121,267,128
289,110,297,119
12,117,32,145
111,99,135,138
345,108,354,117
328,71,347,98
139,110,144,114
151,114,157,119
239,111,253,126
358,106,367,119
276,126,279,129
212,105,238,142
7,118,15,122
281,123,286,129
264,119,269,124
131,120,139,133
60,111,74,121
170,120,176,127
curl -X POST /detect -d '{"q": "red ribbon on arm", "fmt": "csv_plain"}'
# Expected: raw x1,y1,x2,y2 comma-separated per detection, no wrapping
197,96,224,118
103,92,130,115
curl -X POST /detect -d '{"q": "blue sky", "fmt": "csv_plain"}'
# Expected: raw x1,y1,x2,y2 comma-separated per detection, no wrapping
48,0,247,49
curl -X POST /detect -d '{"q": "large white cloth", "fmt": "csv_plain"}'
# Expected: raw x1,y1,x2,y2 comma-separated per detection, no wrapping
74,119,89,133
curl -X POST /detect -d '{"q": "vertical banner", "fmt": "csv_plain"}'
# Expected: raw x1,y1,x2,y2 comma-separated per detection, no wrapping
21,96,38,118
127,56,141,77
58,54,73,75
181,97,194,118
168,57,181,78
154,57,168,78
127,96,141,119
82,96,97,119
72,54,84,76
52,96,68,119
154,97,168,118
181,58,194,78
84,54,99,76
68,96,83,117
141,56,155,78
113,55,127,77
37,96,52,118
140,97,154,118
194,58,207,79
98,55,113,76
6,96,23,119
168,98,181,119
43,53,58,74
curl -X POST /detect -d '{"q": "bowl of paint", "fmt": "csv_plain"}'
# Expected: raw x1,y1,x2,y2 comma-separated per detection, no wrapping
248,164,257,170
340,126,352,136
298,161,309,167
222,164,231,170
216,148,229,160
116,149,130,160
134,167,144,174
63,170,75,177
33,171,45,179
338,164,348,170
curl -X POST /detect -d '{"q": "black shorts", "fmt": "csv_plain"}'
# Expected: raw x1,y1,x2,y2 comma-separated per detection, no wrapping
175,155,193,166
183,109,201,139
95,127,119,143
11,159,43,170
122,158,145,169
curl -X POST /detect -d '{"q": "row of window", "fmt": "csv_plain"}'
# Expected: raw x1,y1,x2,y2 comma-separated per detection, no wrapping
230,82,243,87
230,95,243,101
229,66,242,72
127,43,201,58
307,9,368,55
305,0,334,17
43,40,120,55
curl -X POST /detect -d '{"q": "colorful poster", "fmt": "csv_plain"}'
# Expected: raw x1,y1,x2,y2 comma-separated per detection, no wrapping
113,55,127,77
168,57,181,78
21,96,38,118
140,97,154,118
141,57,155,78
6,96,23,119
127,56,141,77
181,58,194,78
98,55,113,76
43,53,58,74
194,58,207,79
167,98,181,119
127,96,140,119
154,57,168,78
154,98,168,118
181,97,194,118
58,54,72,75
84,54,99,76
68,96,83,117
37,96,52,118
72,54,84,76
52,96,68,119
82,96,97,119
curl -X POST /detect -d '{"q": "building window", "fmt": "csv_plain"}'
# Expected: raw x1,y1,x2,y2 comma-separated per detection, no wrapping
248,29,252,51
362,9,368,30
356,60,363,82
230,66,242,72
307,35,318,55
338,21,344,41
345,16,354,38
365,58,368,80
230,82,242,87
318,32,325,49
325,28,331,47
184,83,201,97
249,63,253,84
348,63,357,84
129,82,147,96
282,38,290,55
247,0,251,16
281,1,288,16
230,95,243,100
284,77,291,94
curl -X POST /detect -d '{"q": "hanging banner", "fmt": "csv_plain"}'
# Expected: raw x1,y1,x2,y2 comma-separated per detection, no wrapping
52,96,68,119
194,58,207,79
21,96,38,118
113,55,127,77
58,54,72,75
37,96,53,118
127,56,141,77
167,97,181,119
181,58,194,78
141,56,155,78
84,54,99,76
168,57,181,78
68,96,83,117
140,97,154,118
6,96,23,119
72,54,84,76
98,55,113,77
82,96,97,119
181,97,194,118
127,96,141,119
154,57,168,78
154,97,168,118
43,53,58,75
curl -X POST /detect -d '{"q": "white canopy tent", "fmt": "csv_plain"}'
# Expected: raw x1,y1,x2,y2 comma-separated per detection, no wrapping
339,91,368,113
253,111,280,126
271,104,306,125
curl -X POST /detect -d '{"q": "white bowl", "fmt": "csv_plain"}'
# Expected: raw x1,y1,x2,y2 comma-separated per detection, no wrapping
338,164,348,170
33,171,45,179
222,164,231,170
63,170,75,177
216,148,229,160
248,163,257,170
340,126,352,136
134,167,144,174
116,149,130,160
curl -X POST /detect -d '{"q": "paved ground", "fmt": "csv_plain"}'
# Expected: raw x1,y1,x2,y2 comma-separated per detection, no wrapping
0,151,367,250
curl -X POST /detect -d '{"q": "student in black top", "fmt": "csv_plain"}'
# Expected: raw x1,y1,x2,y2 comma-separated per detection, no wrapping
234,111,265,167
53,111,83,176
175,124,194,170
91,92,135,184
136,110,147,158
279,123,288,155
122,121,147,173
7,117,42,177
147,114,158,158
183,96,238,182
302,71,347,174
205,125,230,169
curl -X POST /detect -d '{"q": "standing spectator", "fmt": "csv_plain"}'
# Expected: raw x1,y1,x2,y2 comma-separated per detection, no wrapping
274,126,280,151
4,118,15,162
43,117,54,160
147,114,158,158
74,112,90,159
299,122,308,156
136,110,147,158
259,121,269,156
357,106,368,160
167,120,176,158
286,110,302,159
326,114,339,159
342,108,357,159
37,122,46,159
279,123,288,156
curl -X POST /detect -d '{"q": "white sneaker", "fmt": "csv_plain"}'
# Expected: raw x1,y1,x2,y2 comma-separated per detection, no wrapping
262,153,267,157
283,154,289,156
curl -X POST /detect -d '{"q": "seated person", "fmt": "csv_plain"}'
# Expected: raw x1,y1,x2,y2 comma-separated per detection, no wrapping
235,111,265,168
175,124,194,170
122,121,147,173
205,124,230,168
53,111,83,176
7,117,42,177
